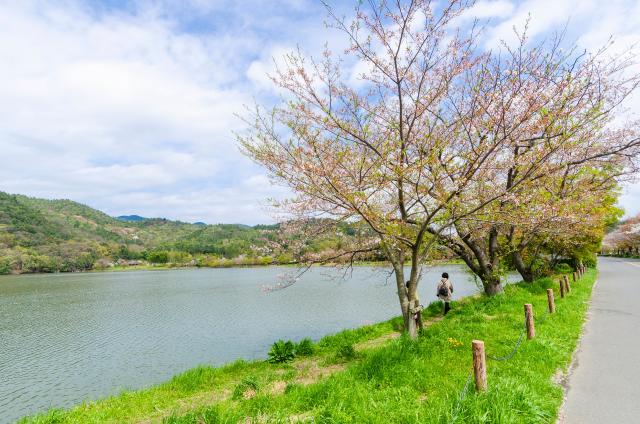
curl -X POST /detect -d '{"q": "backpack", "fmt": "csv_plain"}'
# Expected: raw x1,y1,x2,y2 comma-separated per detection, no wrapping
438,284,449,297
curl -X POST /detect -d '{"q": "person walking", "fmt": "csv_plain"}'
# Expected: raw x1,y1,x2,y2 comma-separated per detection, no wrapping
437,272,453,315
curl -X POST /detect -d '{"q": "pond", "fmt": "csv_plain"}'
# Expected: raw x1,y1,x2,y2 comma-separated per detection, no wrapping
0,264,517,422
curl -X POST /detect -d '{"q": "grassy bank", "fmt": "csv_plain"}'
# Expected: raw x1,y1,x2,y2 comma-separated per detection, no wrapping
23,269,596,423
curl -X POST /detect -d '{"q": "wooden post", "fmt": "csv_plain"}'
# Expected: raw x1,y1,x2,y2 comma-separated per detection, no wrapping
547,289,556,314
559,278,566,298
472,340,487,392
564,275,571,293
573,272,577,282
524,304,535,339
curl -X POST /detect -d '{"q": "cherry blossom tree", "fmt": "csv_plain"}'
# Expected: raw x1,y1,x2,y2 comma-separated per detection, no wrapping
239,0,640,332
431,31,640,289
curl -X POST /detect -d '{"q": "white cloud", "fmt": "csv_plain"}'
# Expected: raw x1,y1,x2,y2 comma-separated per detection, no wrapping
456,0,515,22
0,0,292,223
246,45,293,92
0,0,638,224
619,182,640,218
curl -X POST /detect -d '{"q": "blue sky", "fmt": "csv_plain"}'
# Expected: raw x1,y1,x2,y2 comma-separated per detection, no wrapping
0,0,638,224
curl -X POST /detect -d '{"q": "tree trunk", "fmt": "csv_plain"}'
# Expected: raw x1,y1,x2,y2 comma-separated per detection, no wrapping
389,254,412,333
481,273,503,296
512,251,534,282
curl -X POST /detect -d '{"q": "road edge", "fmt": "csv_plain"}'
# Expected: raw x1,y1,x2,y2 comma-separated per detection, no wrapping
555,276,599,424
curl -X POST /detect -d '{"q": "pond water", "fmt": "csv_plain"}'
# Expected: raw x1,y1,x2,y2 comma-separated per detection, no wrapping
0,264,516,422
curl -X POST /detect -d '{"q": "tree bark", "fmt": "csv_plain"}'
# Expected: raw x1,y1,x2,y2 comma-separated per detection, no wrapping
482,274,503,295
512,251,534,282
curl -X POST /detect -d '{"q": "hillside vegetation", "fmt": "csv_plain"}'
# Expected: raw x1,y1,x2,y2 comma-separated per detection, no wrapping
0,192,388,274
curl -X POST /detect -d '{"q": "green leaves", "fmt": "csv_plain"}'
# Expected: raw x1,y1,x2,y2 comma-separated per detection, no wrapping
268,340,296,364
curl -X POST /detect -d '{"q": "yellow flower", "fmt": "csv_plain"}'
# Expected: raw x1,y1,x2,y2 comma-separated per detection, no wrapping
447,337,463,348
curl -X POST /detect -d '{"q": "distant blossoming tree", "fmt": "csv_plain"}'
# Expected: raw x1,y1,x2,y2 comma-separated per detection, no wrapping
239,0,640,334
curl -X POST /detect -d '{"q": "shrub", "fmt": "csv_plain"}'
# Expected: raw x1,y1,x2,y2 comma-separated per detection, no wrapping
554,263,573,274
0,257,11,275
335,343,356,361
147,250,169,264
268,340,296,364
295,338,314,356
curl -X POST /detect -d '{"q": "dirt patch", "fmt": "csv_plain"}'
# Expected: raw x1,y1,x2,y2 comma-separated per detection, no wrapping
552,368,567,386
288,412,315,422
355,316,445,352
242,388,257,400
355,332,401,350
269,380,288,395
294,360,345,386
72,215,98,227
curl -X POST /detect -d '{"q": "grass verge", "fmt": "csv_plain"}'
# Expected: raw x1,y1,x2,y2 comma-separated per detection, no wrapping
22,269,596,424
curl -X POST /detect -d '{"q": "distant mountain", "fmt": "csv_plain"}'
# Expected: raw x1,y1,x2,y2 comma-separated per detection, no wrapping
117,215,148,222
0,191,365,275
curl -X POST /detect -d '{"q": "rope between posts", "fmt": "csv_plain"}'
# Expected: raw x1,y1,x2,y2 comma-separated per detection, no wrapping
448,306,551,422
449,370,473,423
486,321,527,362
486,309,549,362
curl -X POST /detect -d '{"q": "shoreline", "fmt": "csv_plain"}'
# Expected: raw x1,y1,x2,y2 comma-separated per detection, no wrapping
0,259,465,277
19,269,596,423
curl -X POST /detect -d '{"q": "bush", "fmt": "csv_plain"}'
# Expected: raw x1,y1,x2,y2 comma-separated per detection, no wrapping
579,253,597,268
147,250,169,264
295,338,314,356
554,263,573,274
335,343,356,361
268,340,296,363
0,257,11,275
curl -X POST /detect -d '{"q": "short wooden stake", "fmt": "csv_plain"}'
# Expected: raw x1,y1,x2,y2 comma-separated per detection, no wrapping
573,272,577,282
564,275,571,293
547,289,556,314
524,304,535,339
472,340,487,392
559,278,566,298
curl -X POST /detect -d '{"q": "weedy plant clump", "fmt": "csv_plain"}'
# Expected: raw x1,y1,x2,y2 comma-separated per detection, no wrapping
335,343,357,361
231,377,260,400
268,340,296,364
295,338,314,356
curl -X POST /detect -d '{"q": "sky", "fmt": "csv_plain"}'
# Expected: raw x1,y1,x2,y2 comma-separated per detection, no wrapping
0,0,638,224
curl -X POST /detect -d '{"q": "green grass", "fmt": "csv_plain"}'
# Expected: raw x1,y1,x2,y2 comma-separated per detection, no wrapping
22,270,596,424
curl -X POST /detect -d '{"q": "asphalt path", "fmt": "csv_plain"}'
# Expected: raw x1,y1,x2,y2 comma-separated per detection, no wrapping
561,256,640,423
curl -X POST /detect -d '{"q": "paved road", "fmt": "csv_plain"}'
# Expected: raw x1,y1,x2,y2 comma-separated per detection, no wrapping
561,256,640,423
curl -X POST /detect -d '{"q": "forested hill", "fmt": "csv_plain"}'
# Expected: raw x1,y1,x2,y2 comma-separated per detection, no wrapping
0,191,353,274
